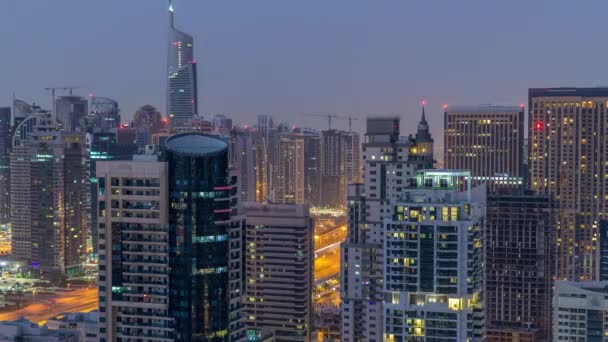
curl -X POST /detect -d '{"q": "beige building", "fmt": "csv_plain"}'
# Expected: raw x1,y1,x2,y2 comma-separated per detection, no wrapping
243,202,313,341
529,87,608,280
96,159,174,341
275,134,305,204
444,105,525,189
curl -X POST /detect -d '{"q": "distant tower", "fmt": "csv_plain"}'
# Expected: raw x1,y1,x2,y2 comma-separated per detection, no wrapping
415,102,434,159
0,107,10,224
88,96,120,131
55,95,88,132
167,0,198,129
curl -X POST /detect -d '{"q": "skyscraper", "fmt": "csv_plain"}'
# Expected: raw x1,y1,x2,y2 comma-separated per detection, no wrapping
87,130,136,255
383,171,485,341
88,96,120,131
229,127,256,202
167,0,198,129
321,129,361,207
444,105,525,188
11,114,88,273
97,132,245,341
243,202,313,341
528,87,608,280
0,107,11,224
134,105,162,147
97,159,173,341
340,114,434,342
485,191,554,341
274,133,305,204
162,133,236,340
295,128,322,206
55,95,88,132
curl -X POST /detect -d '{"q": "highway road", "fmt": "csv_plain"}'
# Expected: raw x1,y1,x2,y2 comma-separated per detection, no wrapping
315,248,340,281
315,225,347,252
0,287,98,324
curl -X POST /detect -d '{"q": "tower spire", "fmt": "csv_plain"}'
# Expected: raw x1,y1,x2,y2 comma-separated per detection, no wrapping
169,0,175,28
420,100,427,124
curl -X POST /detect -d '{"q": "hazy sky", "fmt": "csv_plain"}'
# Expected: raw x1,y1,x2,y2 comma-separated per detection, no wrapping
3,0,608,150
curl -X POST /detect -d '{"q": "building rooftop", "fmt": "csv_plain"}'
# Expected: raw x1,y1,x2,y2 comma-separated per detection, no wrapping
164,133,227,157
445,105,523,113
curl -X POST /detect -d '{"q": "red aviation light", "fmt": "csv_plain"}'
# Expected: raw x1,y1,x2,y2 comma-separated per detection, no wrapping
535,121,543,131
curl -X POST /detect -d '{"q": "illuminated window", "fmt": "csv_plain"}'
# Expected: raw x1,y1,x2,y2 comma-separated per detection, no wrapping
448,298,462,311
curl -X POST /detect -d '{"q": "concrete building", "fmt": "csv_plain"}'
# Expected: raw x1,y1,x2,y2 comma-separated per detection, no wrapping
97,159,173,341
229,128,256,203
88,96,120,131
252,129,268,203
295,128,322,207
167,0,197,129
485,191,554,341
134,105,162,147
46,311,99,342
528,87,608,280
0,107,10,224
55,95,88,132
382,170,485,342
553,281,608,340
97,133,246,341
444,105,525,189
243,202,313,342
10,113,88,273
274,133,305,204
0,318,78,341
320,129,361,208
340,113,434,342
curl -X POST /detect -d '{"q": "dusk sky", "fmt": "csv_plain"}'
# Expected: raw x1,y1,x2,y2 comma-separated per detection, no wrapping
3,0,608,150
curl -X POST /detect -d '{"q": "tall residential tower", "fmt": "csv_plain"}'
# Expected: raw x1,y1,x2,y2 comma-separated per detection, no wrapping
528,87,608,280
444,105,525,189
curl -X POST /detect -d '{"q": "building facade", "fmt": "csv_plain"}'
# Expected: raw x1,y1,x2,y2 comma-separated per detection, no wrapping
320,129,361,208
553,281,608,340
340,113,434,342
444,105,524,189
167,1,198,129
163,133,237,340
528,87,608,280
88,96,120,131
274,133,305,204
10,109,88,273
295,128,322,207
134,105,162,147
243,202,313,341
97,160,173,341
383,170,485,342
55,95,88,132
0,107,10,224
485,191,554,341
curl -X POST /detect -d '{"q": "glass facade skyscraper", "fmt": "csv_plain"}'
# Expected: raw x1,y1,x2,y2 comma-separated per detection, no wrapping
162,133,233,341
167,0,198,129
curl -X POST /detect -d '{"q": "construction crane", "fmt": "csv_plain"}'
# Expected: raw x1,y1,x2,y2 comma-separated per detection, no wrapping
44,86,79,114
305,113,341,130
335,115,360,133
304,113,360,131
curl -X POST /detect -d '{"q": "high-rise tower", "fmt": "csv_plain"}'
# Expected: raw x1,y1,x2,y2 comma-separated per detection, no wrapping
444,105,524,189
167,0,198,129
528,87,608,280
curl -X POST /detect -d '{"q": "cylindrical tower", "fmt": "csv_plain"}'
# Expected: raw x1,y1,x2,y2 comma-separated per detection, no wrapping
163,133,232,340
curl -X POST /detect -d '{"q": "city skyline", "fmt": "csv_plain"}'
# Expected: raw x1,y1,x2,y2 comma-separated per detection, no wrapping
3,1,608,141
